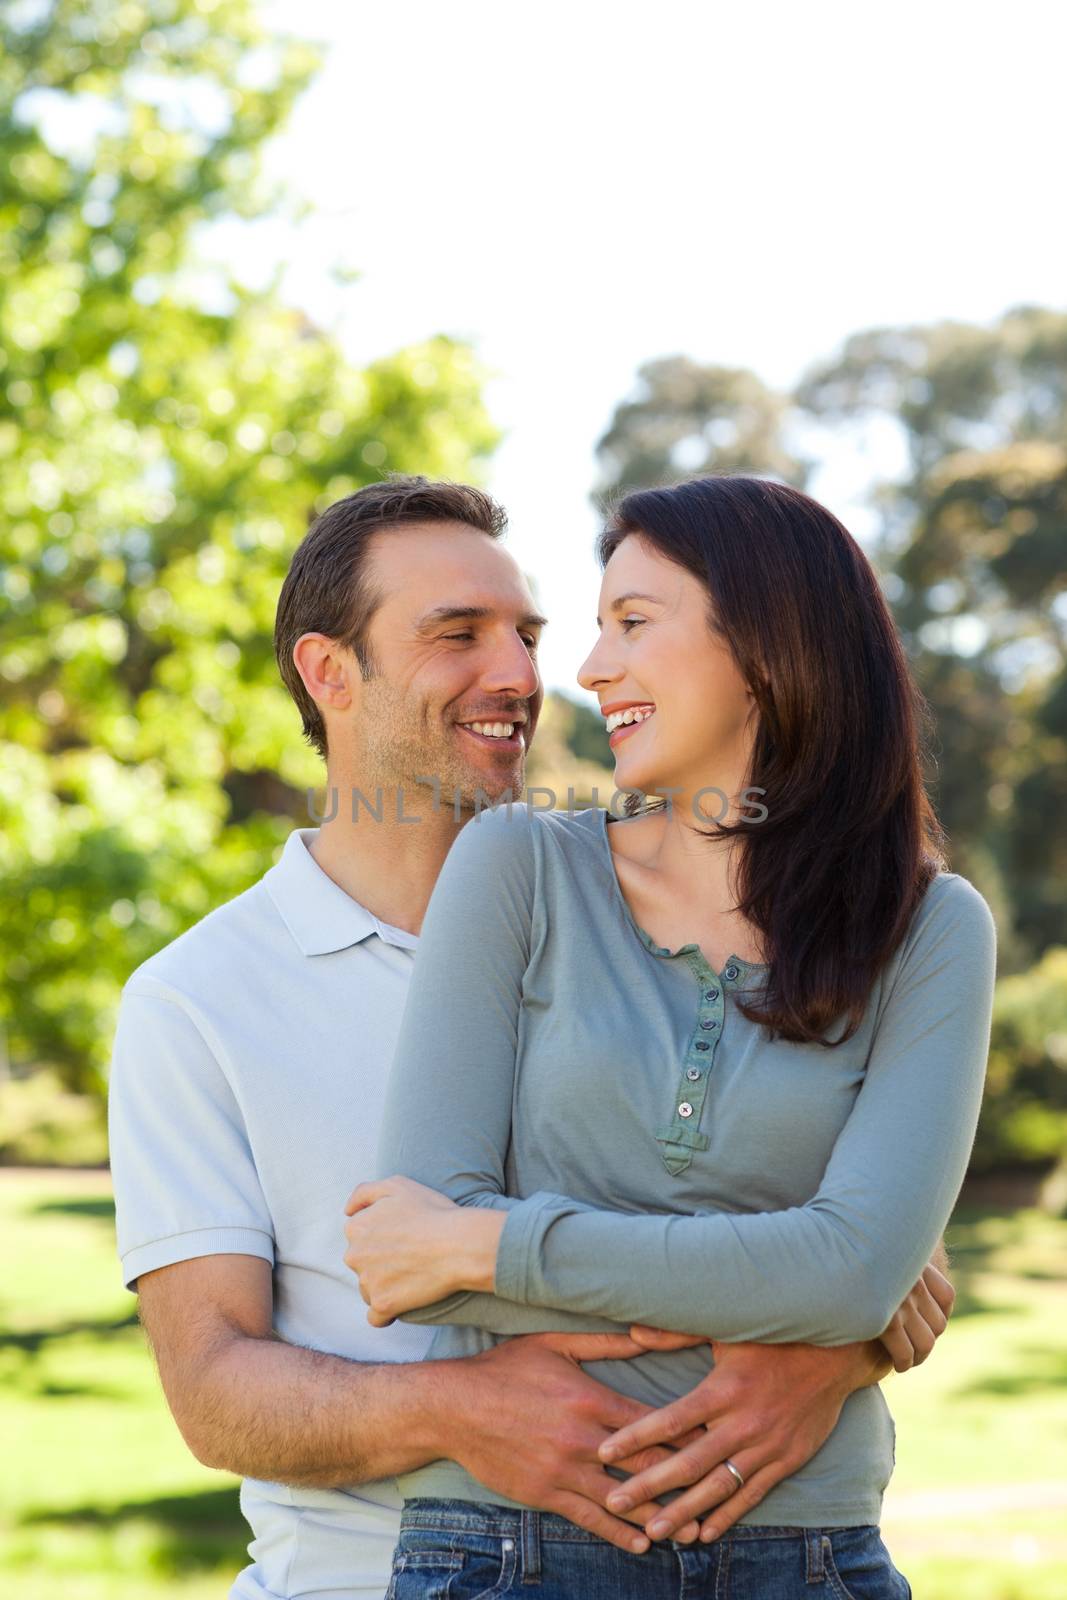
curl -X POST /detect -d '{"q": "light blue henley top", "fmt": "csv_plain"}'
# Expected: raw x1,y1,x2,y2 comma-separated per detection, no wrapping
377,803,997,1527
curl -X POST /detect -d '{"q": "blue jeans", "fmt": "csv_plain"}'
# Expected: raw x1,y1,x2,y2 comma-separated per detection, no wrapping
387,1499,912,1600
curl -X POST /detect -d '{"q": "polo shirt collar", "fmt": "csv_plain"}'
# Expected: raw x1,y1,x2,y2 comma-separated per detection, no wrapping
265,829,385,956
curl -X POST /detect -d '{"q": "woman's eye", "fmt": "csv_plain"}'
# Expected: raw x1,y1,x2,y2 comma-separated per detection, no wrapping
620,617,646,632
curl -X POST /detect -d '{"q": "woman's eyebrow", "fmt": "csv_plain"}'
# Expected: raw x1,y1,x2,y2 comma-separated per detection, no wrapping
595,591,663,627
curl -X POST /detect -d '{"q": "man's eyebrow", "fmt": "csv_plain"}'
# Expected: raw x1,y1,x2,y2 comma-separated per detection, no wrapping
595,591,663,628
414,605,549,635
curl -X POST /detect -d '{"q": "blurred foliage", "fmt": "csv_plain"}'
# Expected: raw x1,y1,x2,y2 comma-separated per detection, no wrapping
0,1067,108,1165
974,948,1067,1174
596,309,1067,1179
0,0,499,1096
594,355,807,503
798,306,1067,955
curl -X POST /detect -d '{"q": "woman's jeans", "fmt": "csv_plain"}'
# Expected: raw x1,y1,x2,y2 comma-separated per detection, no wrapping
387,1499,912,1600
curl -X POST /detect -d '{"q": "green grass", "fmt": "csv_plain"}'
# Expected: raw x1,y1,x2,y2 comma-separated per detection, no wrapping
1,1172,1065,1598
0,1170,244,1599
880,1206,1067,1593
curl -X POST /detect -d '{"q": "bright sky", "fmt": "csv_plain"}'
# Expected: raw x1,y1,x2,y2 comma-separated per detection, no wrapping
238,0,1066,698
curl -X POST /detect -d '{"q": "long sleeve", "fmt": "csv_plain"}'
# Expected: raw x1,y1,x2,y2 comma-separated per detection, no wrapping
378,808,996,1345
376,806,616,1335
494,874,997,1343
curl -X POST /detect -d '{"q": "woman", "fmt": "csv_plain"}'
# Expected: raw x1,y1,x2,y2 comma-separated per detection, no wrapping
344,477,997,1597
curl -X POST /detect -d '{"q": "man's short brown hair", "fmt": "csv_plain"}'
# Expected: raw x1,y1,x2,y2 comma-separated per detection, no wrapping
274,475,507,758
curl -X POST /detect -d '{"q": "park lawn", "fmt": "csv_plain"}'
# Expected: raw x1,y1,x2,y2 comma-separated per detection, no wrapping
0,1169,245,1599
1,1171,1065,1600
880,1206,1067,1595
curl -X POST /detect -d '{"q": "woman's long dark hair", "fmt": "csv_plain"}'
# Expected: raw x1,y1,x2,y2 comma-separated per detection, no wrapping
598,475,946,1047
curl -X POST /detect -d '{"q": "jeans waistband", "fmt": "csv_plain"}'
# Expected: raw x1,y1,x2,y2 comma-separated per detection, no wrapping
400,1498,872,1547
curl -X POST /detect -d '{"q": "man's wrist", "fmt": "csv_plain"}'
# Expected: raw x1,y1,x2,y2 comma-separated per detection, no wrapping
405,1355,483,1464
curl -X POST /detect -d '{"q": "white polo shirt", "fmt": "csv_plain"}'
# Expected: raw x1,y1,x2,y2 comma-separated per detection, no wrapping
108,828,434,1600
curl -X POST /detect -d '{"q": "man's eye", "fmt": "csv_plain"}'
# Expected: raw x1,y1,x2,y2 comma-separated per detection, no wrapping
621,617,646,631
443,632,539,649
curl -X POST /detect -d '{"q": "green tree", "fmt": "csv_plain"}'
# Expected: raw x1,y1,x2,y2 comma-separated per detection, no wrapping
974,947,1067,1175
594,355,807,502
0,0,499,1097
797,307,1067,956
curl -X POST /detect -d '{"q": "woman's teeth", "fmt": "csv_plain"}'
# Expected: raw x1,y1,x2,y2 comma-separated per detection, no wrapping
604,706,655,734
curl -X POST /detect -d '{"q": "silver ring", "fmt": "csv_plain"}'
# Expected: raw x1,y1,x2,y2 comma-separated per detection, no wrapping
723,1458,745,1491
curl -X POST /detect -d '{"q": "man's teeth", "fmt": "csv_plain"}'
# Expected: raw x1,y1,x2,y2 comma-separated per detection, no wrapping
464,721,515,739
605,706,655,734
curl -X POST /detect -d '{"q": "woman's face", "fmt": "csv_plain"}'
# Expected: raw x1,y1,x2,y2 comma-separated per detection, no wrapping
577,533,758,807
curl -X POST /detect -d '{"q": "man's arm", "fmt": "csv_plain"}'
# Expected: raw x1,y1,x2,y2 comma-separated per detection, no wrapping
135,1253,708,1554
138,1254,441,1485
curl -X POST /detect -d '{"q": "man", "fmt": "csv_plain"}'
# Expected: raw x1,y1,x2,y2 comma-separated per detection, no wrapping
109,475,952,1600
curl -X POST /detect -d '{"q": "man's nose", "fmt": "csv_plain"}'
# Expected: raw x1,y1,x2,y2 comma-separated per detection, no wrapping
483,632,540,699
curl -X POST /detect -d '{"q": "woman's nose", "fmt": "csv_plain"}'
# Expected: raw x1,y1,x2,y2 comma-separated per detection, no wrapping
577,637,618,693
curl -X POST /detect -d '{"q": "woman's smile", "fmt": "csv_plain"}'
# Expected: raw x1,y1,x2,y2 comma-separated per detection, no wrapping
601,704,659,745
607,708,656,748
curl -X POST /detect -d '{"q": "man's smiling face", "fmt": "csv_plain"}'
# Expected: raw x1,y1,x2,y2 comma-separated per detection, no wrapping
350,520,545,811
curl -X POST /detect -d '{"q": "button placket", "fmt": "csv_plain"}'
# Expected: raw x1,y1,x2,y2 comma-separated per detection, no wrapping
656,951,723,1174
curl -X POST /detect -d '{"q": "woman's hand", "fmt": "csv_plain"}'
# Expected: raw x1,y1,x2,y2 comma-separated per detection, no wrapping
343,1175,504,1327
594,1265,957,1544
596,1337,859,1543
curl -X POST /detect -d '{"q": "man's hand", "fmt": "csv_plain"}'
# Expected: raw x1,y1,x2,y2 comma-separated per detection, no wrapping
878,1262,954,1371
435,1331,709,1554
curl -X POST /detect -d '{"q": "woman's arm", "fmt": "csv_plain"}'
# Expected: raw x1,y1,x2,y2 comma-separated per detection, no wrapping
374,814,994,1345
487,873,996,1344
371,806,625,1336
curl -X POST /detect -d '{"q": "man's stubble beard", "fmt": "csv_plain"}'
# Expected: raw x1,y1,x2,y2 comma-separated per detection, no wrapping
356,673,527,813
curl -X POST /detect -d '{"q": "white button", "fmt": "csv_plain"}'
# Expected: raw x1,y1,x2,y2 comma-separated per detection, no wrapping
686,1068,701,1081
502,1539,515,1552
678,1102,694,1118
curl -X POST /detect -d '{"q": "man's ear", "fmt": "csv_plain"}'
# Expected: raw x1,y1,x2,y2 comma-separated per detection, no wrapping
292,633,355,717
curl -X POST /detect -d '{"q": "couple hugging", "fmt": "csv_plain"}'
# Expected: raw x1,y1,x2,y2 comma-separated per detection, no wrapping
110,472,996,1599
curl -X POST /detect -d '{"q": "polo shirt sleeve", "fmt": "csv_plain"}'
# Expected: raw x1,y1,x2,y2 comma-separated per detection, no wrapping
493,873,998,1344
109,976,275,1291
